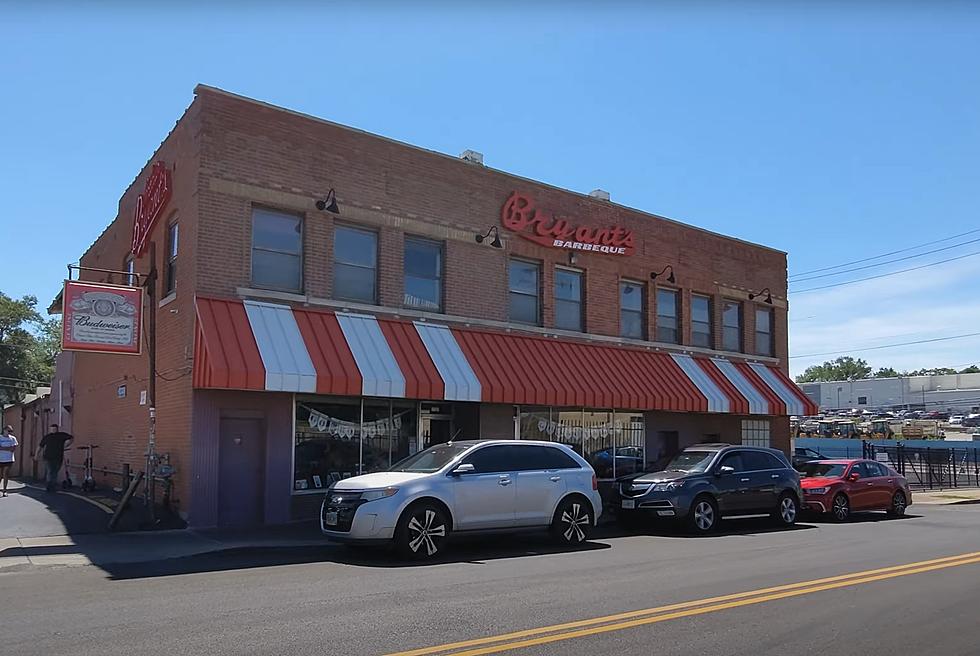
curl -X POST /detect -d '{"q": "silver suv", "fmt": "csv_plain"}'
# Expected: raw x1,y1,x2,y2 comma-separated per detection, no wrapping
320,440,603,559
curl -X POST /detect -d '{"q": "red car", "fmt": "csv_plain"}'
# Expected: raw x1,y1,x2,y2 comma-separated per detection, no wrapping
799,459,911,521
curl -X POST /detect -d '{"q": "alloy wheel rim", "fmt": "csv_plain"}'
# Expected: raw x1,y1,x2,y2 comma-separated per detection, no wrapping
834,497,848,520
407,509,446,556
694,501,714,531
561,503,590,542
781,497,797,523
893,494,906,514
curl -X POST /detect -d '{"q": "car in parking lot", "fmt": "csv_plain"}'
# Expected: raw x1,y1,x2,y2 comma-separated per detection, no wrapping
792,447,827,470
616,444,802,534
320,440,602,559
799,459,911,521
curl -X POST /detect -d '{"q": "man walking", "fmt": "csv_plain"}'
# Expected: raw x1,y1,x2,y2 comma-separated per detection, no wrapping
0,425,18,497
36,423,73,492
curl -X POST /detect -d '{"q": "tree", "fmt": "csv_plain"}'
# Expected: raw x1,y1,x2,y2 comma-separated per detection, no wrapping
795,356,872,383
0,292,60,405
959,365,980,374
873,367,901,378
907,367,958,376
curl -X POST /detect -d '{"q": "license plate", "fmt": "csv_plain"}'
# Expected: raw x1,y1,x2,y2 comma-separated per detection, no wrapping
621,500,636,509
324,511,338,526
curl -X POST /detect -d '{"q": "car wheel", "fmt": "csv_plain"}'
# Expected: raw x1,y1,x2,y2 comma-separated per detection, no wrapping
887,491,907,517
687,496,718,534
772,493,799,527
394,502,450,560
831,493,850,522
551,497,594,544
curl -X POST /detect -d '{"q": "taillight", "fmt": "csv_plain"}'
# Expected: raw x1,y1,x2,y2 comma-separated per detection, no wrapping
592,474,598,491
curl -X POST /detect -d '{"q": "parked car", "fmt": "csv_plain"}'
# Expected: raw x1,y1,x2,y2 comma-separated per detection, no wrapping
792,447,827,470
320,440,602,559
616,444,802,534
962,417,980,428
949,415,965,426
588,445,645,479
799,459,911,521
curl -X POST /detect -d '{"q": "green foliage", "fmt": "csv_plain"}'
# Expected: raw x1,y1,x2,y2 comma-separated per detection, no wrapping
957,365,979,374
905,367,958,376
0,292,60,405
872,367,901,378
795,356,872,383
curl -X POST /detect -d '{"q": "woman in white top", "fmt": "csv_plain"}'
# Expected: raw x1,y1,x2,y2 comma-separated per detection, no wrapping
0,425,18,497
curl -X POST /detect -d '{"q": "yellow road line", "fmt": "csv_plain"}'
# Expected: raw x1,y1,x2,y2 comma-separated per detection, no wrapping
385,551,980,656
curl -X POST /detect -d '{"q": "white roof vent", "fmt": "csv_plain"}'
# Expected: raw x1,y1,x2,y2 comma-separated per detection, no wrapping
460,149,484,165
589,189,611,201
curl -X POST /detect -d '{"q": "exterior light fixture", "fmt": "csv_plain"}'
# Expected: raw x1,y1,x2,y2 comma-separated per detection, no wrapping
315,188,340,214
475,226,502,248
749,287,774,304
650,265,675,284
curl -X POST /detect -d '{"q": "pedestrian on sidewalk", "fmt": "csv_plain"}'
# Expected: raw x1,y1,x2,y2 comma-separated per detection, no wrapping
36,424,73,493
0,425,17,497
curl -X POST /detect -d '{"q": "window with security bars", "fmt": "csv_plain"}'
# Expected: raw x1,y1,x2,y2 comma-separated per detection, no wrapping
741,419,770,447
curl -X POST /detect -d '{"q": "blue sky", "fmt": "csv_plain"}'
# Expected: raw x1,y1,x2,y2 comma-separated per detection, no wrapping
2,3,978,377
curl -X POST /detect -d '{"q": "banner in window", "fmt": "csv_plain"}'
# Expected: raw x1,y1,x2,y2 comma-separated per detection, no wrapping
61,280,143,355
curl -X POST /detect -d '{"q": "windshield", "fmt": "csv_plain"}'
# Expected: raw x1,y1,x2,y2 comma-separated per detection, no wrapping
389,444,471,473
663,451,715,473
800,463,847,478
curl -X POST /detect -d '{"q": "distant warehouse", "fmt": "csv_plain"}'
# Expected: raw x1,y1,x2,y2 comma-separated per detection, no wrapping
799,373,980,413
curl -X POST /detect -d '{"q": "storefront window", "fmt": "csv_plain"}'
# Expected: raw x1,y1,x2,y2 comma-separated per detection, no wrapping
294,398,361,492
582,410,614,477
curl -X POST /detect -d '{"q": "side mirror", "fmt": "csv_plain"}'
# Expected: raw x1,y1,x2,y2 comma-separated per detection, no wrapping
450,463,475,477
848,472,861,482
716,465,735,477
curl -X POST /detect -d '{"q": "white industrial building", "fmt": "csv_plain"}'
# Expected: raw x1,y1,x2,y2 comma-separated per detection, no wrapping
799,373,980,413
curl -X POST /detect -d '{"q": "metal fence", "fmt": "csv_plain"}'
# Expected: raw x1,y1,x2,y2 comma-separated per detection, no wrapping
862,442,980,490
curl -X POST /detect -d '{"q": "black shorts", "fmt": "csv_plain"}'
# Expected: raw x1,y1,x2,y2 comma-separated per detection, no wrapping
0,462,12,471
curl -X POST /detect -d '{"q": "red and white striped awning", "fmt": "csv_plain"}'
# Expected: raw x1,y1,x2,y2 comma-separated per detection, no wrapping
193,297,817,416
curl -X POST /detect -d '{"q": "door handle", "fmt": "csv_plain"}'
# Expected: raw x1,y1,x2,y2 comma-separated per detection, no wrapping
549,476,561,482
740,477,751,482
498,478,511,486
771,474,780,479
867,482,874,486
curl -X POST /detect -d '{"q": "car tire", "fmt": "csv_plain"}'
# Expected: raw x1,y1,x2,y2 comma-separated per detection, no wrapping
831,493,850,522
772,492,799,527
394,502,450,560
887,491,907,517
687,495,719,534
551,496,594,545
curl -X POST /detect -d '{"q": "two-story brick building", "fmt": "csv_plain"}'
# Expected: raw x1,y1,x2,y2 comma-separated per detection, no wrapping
68,85,815,527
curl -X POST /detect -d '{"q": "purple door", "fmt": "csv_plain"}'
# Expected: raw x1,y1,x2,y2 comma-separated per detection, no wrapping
218,418,265,527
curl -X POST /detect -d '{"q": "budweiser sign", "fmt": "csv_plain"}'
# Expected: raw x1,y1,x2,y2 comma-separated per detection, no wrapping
501,191,635,256
131,161,172,257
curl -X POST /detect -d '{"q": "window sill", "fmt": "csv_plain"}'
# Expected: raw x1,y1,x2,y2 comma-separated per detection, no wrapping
159,293,177,308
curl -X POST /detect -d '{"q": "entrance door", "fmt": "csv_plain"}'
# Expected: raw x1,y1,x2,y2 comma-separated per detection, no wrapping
422,415,453,449
218,418,265,527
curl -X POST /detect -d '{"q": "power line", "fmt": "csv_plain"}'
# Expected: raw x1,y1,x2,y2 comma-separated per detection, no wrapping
790,331,980,359
789,236,980,283
789,226,980,279
790,249,980,294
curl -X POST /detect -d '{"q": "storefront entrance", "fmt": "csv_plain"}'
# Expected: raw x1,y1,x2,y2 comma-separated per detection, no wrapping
422,414,453,448
218,417,265,527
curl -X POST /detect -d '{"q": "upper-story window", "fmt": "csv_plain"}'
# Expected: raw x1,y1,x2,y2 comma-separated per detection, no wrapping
334,225,378,304
656,288,680,344
755,307,774,357
164,221,178,295
554,268,583,332
252,208,303,292
124,256,135,287
619,280,645,339
404,237,442,311
691,294,713,348
722,299,743,352
509,258,541,325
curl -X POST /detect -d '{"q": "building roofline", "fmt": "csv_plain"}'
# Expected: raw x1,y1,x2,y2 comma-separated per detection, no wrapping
193,84,787,257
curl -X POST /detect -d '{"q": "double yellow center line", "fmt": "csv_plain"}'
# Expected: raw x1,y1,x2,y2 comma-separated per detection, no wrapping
385,551,980,656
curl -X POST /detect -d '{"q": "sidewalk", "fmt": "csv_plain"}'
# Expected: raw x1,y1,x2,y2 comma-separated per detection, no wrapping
912,488,980,505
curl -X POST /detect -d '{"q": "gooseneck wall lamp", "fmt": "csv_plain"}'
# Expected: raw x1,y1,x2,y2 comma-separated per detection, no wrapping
315,188,340,214
749,287,774,304
650,265,676,284
475,226,503,248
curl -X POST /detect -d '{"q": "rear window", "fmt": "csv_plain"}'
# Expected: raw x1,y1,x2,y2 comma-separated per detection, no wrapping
513,445,581,471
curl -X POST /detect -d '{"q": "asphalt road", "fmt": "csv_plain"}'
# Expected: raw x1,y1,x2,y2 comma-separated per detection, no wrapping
3,504,980,656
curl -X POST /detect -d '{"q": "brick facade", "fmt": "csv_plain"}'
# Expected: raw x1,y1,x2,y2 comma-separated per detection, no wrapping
67,85,793,524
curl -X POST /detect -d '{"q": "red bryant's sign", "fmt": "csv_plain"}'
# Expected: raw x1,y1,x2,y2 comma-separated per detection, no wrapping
131,161,172,258
61,280,143,355
501,191,635,255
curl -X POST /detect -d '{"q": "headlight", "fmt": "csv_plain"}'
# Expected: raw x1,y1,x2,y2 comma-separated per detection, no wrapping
361,487,399,502
651,481,685,492
807,487,829,495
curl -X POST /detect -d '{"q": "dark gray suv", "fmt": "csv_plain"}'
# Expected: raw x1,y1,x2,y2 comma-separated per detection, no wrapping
617,443,802,533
